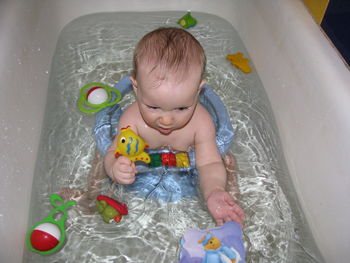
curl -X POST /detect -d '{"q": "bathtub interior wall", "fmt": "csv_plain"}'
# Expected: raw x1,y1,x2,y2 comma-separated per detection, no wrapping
0,0,349,262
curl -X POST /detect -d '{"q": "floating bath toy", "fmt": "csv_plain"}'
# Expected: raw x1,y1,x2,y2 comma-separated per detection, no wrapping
87,86,108,104
198,232,242,263
26,194,76,255
96,195,128,223
177,11,197,28
226,53,252,74
77,82,122,114
179,222,246,263
114,126,151,163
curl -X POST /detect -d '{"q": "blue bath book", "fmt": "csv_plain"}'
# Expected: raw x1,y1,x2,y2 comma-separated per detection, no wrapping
179,221,245,263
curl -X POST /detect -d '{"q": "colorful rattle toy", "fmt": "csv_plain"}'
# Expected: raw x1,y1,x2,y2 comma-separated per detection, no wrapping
77,82,122,114
177,11,197,28
114,126,192,168
96,195,128,223
114,126,151,163
26,194,76,255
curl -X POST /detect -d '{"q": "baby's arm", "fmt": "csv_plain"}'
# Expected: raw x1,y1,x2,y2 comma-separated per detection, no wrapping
195,109,244,227
104,104,139,184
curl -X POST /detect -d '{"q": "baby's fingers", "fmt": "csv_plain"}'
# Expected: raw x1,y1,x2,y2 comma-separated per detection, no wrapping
117,156,133,165
119,163,136,173
231,204,245,220
117,173,135,184
215,218,224,226
117,156,138,174
234,205,245,220
228,207,245,228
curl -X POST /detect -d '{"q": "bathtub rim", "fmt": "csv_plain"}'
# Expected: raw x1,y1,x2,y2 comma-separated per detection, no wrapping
1,0,349,262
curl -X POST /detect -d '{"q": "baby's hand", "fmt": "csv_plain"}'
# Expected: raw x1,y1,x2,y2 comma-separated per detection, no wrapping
207,189,245,228
110,156,138,184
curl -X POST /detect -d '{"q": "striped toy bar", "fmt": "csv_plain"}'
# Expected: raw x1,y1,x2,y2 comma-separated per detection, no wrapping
148,152,190,168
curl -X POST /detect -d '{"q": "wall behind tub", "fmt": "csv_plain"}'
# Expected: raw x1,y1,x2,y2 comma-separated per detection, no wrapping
1,0,349,262
242,1,350,262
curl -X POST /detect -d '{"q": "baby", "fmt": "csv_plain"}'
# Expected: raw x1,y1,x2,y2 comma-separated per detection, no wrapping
104,27,244,227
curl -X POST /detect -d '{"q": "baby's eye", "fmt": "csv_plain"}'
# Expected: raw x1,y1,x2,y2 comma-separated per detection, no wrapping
146,105,159,110
177,107,189,111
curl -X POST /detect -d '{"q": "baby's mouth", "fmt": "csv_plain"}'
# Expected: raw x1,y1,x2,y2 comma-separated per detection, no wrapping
158,126,173,134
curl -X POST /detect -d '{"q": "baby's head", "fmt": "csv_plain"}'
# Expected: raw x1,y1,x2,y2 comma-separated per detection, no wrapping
131,27,207,134
132,27,206,81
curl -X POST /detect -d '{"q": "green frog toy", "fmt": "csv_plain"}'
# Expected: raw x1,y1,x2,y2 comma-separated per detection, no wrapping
177,11,197,28
96,195,128,223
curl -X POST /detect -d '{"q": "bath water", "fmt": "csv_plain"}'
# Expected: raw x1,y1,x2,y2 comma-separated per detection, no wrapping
24,12,324,263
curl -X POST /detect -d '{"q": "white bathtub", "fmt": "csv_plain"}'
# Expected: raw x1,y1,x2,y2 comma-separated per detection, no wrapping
0,0,349,262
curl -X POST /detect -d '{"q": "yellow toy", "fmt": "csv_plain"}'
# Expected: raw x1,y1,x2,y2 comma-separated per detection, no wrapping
226,52,252,74
114,126,151,163
175,152,190,168
198,232,222,250
198,232,240,262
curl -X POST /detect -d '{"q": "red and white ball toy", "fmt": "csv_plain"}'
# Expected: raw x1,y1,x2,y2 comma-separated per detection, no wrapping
30,222,61,252
86,86,109,105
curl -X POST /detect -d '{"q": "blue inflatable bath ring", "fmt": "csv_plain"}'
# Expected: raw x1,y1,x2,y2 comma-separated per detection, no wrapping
93,76,234,202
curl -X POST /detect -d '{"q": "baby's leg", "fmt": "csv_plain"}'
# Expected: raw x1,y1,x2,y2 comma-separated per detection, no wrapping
59,151,107,213
87,151,108,199
223,151,240,201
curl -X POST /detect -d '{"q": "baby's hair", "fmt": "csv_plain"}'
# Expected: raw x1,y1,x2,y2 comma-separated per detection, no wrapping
133,27,206,78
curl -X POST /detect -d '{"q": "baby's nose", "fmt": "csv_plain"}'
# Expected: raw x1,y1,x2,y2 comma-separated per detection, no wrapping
160,114,173,126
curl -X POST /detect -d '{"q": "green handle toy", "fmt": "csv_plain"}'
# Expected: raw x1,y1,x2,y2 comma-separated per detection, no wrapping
77,82,122,114
26,194,76,255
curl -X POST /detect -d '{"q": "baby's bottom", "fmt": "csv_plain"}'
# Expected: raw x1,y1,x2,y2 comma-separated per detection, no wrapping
59,151,240,208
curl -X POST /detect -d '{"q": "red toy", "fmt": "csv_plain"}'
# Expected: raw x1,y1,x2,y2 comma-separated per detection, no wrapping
30,223,61,251
96,195,128,223
161,152,177,167
26,194,76,255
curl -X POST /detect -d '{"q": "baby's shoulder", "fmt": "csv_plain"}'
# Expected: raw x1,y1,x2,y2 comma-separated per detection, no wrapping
191,104,216,132
118,102,142,128
193,104,214,124
122,102,137,112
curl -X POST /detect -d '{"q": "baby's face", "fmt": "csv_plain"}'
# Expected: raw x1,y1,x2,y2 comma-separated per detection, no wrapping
132,65,205,135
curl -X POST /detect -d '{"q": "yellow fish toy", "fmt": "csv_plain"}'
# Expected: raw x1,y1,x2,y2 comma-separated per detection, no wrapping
114,126,151,163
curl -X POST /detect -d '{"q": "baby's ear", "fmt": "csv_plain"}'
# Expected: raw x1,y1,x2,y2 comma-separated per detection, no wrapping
197,79,207,94
130,76,138,95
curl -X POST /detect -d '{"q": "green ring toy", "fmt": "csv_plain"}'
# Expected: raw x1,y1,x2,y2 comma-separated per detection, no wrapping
77,82,122,114
26,194,76,255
